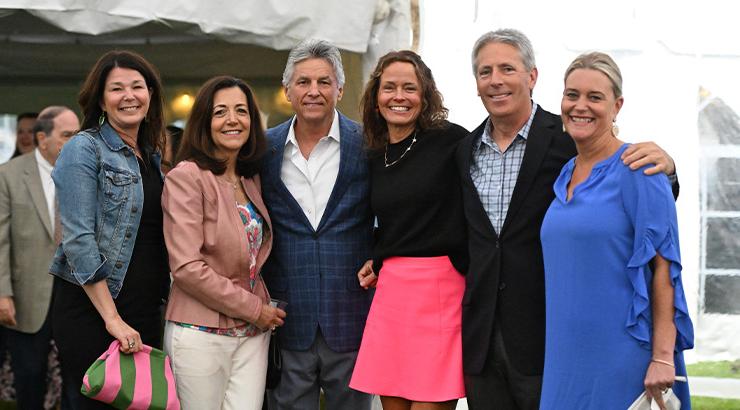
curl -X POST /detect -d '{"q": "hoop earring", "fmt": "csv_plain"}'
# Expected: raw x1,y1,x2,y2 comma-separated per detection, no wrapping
612,121,619,137
98,112,106,127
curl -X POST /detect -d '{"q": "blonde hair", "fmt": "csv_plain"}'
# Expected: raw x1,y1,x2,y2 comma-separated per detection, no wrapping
564,52,623,98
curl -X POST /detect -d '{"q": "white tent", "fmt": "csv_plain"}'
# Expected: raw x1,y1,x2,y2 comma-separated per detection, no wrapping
0,0,413,160
0,0,408,52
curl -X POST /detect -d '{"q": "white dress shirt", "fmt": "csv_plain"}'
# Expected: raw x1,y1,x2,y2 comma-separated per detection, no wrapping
281,111,341,230
34,149,55,232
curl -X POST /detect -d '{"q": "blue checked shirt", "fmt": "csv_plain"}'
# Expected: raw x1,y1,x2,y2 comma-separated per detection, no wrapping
471,102,539,234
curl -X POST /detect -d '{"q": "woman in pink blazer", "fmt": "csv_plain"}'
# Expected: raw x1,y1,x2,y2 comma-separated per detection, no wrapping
162,76,286,409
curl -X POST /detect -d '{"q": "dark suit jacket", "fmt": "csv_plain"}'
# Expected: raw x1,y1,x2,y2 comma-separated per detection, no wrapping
260,113,373,352
456,108,576,376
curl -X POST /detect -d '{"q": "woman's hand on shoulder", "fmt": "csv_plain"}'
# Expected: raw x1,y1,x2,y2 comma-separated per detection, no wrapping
357,260,377,289
256,304,286,332
104,314,143,354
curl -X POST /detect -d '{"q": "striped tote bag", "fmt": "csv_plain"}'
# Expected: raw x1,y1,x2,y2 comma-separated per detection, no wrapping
81,340,180,409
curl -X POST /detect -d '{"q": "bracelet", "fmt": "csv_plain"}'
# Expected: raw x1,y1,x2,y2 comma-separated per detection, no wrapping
651,358,675,368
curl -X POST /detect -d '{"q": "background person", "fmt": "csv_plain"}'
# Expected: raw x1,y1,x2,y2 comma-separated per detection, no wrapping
162,76,284,409
12,112,38,158
539,51,693,410
350,50,467,410
161,124,183,174
0,106,78,410
49,50,170,409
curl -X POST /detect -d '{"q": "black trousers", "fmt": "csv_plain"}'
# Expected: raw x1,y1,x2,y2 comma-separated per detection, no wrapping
6,316,52,410
464,323,543,410
52,277,162,410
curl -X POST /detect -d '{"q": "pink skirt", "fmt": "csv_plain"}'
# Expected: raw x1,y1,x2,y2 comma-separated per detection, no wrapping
349,256,465,401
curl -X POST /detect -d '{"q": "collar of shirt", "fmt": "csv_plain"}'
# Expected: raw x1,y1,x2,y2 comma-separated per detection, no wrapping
285,110,341,151
476,101,539,152
35,148,53,174
34,148,56,223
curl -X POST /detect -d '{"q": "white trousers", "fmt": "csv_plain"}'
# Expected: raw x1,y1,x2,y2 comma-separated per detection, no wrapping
164,321,270,410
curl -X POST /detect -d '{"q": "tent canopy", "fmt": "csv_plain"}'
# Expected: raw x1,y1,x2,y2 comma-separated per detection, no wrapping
0,1,411,83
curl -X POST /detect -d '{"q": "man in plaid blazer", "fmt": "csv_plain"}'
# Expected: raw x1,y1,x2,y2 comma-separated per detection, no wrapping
261,39,374,410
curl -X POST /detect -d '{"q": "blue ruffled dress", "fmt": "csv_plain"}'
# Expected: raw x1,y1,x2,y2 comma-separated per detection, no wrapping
540,144,694,409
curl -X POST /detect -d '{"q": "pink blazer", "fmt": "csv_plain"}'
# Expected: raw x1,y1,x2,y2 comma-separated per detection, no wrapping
162,160,273,329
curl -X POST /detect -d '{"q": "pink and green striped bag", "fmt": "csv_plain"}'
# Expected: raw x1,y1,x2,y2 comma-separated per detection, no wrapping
81,340,180,409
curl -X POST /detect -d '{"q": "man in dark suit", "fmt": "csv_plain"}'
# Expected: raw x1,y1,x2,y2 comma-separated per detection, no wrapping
261,39,374,410
0,106,78,409
457,29,677,409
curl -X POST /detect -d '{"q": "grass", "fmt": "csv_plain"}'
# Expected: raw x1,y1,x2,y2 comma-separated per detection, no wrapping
693,396,740,409
687,360,740,379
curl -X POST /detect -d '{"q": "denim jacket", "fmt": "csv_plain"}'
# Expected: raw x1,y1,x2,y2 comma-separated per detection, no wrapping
49,122,162,298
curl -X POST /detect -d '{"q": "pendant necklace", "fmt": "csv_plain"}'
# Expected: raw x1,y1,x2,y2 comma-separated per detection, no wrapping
384,130,417,168
223,175,239,190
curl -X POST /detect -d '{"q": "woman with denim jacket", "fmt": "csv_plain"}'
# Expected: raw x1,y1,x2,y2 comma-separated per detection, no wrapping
49,50,169,409
161,76,285,408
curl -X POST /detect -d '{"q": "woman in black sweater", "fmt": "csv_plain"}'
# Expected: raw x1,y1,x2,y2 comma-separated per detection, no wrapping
349,50,467,410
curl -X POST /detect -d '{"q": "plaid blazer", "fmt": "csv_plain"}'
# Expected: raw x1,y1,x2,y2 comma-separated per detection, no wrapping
261,113,373,352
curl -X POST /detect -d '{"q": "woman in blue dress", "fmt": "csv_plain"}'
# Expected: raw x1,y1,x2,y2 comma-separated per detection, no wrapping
540,52,694,410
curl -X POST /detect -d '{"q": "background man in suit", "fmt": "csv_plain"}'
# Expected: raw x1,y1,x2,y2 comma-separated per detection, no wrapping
457,29,676,410
0,105,78,409
261,39,374,410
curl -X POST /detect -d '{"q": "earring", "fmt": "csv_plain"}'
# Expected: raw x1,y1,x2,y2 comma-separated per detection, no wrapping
611,121,619,137
562,123,567,133
98,112,106,127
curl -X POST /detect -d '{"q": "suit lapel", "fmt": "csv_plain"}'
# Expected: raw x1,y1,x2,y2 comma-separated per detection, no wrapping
22,155,53,239
459,119,500,239
316,114,360,232
266,120,316,231
500,109,554,235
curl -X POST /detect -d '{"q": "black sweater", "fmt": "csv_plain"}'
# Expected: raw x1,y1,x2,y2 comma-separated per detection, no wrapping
370,121,469,274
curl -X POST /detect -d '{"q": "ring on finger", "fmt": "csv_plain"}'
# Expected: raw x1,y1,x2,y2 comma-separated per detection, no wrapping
128,340,135,349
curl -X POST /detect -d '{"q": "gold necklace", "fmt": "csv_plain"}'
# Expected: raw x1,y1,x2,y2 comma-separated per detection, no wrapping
384,130,417,168
222,175,239,190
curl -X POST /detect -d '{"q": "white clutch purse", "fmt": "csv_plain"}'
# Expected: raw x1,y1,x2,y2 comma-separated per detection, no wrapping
628,389,681,410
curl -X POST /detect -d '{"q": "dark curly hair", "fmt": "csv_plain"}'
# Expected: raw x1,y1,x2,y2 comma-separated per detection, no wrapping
361,50,448,150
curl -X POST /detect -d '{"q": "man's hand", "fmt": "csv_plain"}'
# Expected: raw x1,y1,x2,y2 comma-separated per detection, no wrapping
0,296,16,327
621,142,675,176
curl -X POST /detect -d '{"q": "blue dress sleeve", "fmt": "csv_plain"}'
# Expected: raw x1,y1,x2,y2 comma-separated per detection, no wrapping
620,167,694,352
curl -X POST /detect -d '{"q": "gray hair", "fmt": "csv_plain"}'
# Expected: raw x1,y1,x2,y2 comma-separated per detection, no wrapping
281,39,345,88
33,106,70,143
471,28,536,75
564,52,623,99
